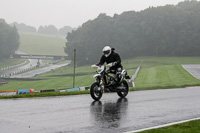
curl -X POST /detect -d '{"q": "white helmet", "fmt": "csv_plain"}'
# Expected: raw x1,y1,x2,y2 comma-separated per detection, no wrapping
102,46,111,57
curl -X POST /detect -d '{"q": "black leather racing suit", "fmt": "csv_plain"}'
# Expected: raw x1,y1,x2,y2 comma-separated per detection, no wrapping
98,50,123,74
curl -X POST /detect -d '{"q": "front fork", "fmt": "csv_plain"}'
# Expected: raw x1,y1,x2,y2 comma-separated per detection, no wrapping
96,77,104,90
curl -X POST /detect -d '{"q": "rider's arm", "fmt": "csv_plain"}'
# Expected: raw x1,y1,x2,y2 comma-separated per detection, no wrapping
113,53,121,66
97,55,106,66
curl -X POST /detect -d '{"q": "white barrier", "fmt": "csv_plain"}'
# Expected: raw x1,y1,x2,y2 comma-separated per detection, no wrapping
0,60,27,71
0,92,16,96
129,66,141,87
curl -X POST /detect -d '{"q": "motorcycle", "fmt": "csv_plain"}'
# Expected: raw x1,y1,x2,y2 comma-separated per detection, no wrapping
90,63,130,101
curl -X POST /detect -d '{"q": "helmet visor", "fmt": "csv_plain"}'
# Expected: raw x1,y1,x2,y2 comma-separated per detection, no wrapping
103,50,110,55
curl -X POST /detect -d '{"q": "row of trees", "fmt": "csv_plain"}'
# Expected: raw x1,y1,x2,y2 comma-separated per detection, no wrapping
65,0,200,66
11,22,36,33
11,22,75,36
38,25,75,35
0,19,20,59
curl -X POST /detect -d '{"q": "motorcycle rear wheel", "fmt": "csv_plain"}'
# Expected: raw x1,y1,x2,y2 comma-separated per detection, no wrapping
117,80,129,98
90,82,103,101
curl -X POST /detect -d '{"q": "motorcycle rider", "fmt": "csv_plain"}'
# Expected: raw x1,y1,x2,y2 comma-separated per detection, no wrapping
97,46,123,82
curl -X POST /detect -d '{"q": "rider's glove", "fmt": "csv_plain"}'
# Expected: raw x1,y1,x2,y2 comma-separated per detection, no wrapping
96,63,101,67
112,62,117,66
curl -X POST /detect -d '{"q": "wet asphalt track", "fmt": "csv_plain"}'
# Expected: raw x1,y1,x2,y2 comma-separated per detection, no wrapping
0,59,39,76
0,59,69,78
182,64,200,80
1,86,200,133
10,63,70,78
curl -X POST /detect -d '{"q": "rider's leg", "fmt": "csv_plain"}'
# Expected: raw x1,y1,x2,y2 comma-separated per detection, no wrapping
116,67,122,82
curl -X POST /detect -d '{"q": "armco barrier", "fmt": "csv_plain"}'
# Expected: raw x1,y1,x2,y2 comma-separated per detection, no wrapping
57,90,67,92
0,92,17,96
79,87,85,91
29,89,35,93
0,90,17,96
40,89,56,93
0,90,17,93
17,89,30,94
79,86,90,91
67,88,80,92
85,86,90,90
0,60,27,71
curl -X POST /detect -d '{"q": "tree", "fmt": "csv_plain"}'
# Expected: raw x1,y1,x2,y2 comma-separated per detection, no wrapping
10,22,36,32
0,19,20,59
38,25,58,35
59,26,74,35
64,0,200,66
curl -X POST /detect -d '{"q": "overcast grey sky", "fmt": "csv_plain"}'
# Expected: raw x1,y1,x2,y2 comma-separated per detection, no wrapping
0,0,194,29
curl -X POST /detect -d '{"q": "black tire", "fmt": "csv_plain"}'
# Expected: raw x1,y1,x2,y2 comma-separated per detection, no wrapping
117,80,129,98
90,82,103,101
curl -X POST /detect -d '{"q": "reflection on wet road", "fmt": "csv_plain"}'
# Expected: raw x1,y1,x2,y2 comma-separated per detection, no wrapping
90,98,128,133
1,87,200,133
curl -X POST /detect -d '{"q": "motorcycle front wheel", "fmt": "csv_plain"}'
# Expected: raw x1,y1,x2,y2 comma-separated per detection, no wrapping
90,82,103,101
117,80,129,98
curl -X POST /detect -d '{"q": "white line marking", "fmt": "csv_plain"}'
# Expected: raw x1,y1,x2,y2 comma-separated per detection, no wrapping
124,117,200,133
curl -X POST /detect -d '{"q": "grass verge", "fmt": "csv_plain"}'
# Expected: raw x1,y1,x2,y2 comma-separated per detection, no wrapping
0,59,27,69
0,90,90,99
139,119,200,133
134,64,200,91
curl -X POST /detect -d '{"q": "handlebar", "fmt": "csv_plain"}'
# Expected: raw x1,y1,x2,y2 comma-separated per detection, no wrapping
91,63,113,68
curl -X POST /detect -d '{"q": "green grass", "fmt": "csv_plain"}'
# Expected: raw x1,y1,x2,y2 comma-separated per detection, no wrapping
18,32,66,56
40,65,94,77
0,59,27,70
140,119,200,133
1,31,67,71
0,90,90,99
122,56,200,69
134,64,200,90
1,57,200,93
0,75,93,91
